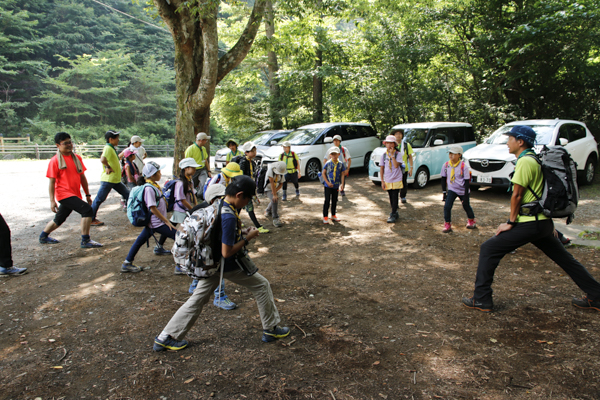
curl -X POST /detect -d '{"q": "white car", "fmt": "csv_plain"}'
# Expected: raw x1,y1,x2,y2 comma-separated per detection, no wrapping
464,119,599,188
213,130,291,170
260,122,380,180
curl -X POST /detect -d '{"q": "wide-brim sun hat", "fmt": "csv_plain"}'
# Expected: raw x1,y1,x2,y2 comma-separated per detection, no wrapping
383,135,397,144
280,141,291,147
222,162,243,178
130,135,144,143
241,141,257,153
226,139,238,147
179,157,201,169
503,125,536,147
448,145,464,154
204,184,226,205
142,161,166,178
273,161,287,175
196,132,211,141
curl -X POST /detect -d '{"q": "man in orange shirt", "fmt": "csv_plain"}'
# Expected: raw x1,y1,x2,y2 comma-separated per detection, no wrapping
39,132,103,248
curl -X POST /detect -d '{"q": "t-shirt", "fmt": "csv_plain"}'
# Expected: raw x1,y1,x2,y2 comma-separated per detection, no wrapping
264,164,286,192
184,144,208,169
46,154,87,202
100,144,121,183
129,145,146,173
226,149,243,162
511,154,549,223
123,159,139,183
396,142,415,165
173,179,195,213
143,185,167,228
280,152,300,173
441,160,471,196
221,202,241,272
322,160,346,188
379,151,404,183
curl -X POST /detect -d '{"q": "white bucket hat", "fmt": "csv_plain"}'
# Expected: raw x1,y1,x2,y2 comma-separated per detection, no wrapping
273,161,287,175
327,146,341,155
179,157,201,169
280,141,291,147
332,135,342,141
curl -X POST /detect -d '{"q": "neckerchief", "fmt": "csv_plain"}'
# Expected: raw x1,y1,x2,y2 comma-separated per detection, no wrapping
448,159,461,183
230,149,241,159
145,179,164,204
223,199,242,238
517,148,536,161
194,143,206,161
246,156,254,177
331,160,339,183
386,150,395,170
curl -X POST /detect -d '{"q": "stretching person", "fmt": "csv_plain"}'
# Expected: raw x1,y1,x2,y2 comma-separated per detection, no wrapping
0,213,27,277
153,175,290,351
39,132,103,249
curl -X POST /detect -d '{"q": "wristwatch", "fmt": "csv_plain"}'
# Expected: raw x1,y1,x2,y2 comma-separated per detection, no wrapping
506,220,517,226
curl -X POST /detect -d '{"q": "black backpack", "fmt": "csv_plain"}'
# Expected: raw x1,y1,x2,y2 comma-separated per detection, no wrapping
230,155,245,165
519,146,578,224
255,162,268,195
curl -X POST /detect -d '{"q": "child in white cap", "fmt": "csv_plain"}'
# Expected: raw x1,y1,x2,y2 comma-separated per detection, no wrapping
379,135,405,223
264,161,287,227
321,146,346,224
323,135,351,196
441,145,476,233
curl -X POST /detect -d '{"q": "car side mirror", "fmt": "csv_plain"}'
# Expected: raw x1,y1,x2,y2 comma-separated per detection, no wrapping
270,140,278,145
324,137,333,144
433,139,443,146
559,138,569,146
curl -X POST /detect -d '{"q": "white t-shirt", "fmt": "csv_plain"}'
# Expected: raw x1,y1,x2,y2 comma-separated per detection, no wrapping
129,145,146,173
264,164,286,192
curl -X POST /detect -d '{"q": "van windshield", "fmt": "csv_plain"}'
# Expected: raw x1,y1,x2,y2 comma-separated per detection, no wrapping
247,131,277,146
281,128,324,145
403,129,429,148
485,125,555,145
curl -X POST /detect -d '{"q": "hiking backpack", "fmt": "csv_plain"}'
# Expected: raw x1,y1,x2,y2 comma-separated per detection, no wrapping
162,179,180,212
255,161,268,195
279,152,298,169
230,155,245,165
127,184,162,227
171,200,235,279
520,146,578,224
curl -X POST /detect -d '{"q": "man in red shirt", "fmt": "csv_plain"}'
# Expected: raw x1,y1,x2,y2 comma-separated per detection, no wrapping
39,132,103,248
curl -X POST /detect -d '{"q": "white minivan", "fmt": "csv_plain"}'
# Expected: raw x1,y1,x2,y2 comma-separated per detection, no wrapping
260,122,381,180
463,119,599,188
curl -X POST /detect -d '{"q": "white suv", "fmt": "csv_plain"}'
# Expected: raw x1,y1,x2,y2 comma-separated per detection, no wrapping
463,119,599,188
260,123,380,180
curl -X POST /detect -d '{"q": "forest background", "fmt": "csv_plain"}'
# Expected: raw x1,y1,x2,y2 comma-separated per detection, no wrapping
2,0,600,152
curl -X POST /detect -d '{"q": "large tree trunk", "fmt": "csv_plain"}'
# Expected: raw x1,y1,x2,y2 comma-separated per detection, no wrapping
153,0,266,174
265,0,283,129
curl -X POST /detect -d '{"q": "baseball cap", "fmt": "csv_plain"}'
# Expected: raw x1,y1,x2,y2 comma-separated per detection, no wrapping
221,162,243,178
179,157,201,169
328,146,341,154
383,135,397,144
204,184,226,204
448,145,464,154
105,130,120,140
196,132,211,141
142,161,166,178
503,125,536,147
333,135,342,141
241,142,257,153
123,149,134,158
280,141,291,147
130,135,144,143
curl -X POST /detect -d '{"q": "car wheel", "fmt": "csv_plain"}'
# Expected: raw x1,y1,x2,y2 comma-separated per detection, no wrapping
305,158,321,181
364,152,372,169
580,156,597,185
412,166,429,189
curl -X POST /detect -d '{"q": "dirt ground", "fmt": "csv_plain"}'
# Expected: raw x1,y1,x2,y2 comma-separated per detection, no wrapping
1,158,599,400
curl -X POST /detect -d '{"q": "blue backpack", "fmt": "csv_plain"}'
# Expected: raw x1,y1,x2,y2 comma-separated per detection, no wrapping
162,179,180,212
127,184,162,227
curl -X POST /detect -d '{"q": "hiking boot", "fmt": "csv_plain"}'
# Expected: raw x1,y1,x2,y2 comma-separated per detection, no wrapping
262,326,290,343
153,336,188,352
174,266,186,275
0,266,28,277
188,279,198,294
257,226,270,234
461,296,493,312
466,219,477,229
81,239,103,248
331,215,340,222
295,190,300,198
572,296,600,311
154,245,171,255
214,296,237,310
393,211,399,219
121,261,141,273
91,219,104,226
401,197,407,203
443,222,452,233
282,191,287,201
39,236,60,244
323,217,329,224
387,213,397,223
273,218,283,227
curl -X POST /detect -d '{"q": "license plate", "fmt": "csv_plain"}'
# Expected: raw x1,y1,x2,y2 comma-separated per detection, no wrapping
477,176,492,184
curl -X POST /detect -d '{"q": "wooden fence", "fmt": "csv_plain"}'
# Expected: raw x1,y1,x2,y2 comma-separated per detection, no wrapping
0,143,175,160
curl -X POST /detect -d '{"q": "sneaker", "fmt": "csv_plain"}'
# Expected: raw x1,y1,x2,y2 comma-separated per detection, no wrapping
331,215,340,222
90,219,104,227
81,239,103,248
560,236,572,246
323,217,329,224
0,266,28,277
466,219,477,229
262,326,291,343
153,336,188,352
461,296,493,312
387,213,397,223
572,296,600,311
188,279,198,294
295,190,300,197
257,226,270,234
264,209,272,217
154,245,171,255
121,262,141,273
340,190,346,197
213,296,237,310
39,236,60,244
443,222,452,233
273,218,283,227
393,211,399,219
174,266,185,275
401,197,407,203
282,192,287,201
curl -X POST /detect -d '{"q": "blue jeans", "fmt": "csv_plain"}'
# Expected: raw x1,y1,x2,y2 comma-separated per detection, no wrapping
444,190,475,223
126,224,176,262
92,181,130,219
